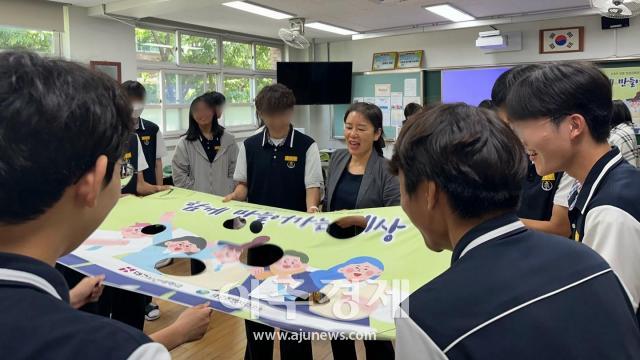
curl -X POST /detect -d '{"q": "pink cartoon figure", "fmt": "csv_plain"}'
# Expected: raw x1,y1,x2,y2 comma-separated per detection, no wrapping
83,212,175,247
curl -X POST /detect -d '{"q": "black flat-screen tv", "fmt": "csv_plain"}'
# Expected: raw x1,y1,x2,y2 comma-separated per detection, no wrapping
277,62,352,105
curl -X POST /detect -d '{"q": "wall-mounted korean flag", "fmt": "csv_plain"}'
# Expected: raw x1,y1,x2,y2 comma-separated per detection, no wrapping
540,27,584,54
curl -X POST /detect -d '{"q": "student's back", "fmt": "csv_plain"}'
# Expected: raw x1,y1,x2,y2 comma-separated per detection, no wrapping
569,150,640,318
397,214,640,359
0,253,165,359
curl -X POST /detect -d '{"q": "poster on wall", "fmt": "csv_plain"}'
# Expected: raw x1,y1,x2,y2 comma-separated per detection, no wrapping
539,27,584,54
397,50,424,69
375,97,392,126
602,67,640,121
57,189,450,339
371,52,398,71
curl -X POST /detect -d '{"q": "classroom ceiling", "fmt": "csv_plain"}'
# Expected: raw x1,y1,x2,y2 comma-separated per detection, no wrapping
53,0,594,40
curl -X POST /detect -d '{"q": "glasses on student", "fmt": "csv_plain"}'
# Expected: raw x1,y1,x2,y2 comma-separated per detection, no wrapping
120,163,135,189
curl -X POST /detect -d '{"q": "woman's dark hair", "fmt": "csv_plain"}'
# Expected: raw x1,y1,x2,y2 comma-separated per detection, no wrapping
344,102,386,156
159,236,207,254
506,62,613,143
390,103,526,219
185,92,225,141
611,100,633,128
0,51,131,225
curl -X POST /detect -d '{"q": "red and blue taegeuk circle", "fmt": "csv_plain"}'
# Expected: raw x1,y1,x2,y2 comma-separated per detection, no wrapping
554,34,568,46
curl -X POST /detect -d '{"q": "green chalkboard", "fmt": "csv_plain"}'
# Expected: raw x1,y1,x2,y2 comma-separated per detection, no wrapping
332,71,425,140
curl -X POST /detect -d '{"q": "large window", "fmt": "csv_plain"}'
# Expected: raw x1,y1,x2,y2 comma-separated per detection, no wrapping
136,27,282,134
180,34,217,65
135,28,175,63
0,27,56,54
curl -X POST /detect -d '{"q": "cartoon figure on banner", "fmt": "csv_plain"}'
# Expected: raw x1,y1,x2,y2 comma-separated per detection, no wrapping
78,212,179,256
249,250,311,302
308,256,391,321
119,212,212,274
186,240,258,291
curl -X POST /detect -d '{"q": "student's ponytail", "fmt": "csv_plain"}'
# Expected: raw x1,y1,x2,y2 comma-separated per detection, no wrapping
344,102,385,157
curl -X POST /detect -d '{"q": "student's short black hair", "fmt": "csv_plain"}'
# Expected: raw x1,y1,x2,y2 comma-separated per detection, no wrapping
491,64,543,108
506,62,613,143
478,99,496,110
611,100,632,128
255,83,296,116
120,80,146,99
404,103,423,119
390,103,526,219
185,93,226,141
0,51,132,225
159,236,207,254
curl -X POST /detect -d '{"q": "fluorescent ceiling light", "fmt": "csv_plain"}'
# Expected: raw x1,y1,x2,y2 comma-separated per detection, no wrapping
306,22,358,36
222,1,293,20
424,4,475,22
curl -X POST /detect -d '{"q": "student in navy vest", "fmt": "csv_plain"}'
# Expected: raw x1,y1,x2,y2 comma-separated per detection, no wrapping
121,81,168,186
172,92,238,196
390,103,640,359
224,83,323,360
120,80,171,323
324,102,399,359
0,51,215,360
491,65,574,237
507,62,640,323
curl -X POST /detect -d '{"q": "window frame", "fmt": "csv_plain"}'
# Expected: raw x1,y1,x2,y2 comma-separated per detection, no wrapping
135,26,282,136
0,26,61,56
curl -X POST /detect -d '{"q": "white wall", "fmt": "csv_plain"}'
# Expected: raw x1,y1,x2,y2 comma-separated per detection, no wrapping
63,6,137,82
307,15,640,150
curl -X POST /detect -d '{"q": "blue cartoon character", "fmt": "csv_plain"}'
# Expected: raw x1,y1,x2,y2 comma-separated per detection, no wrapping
308,256,388,321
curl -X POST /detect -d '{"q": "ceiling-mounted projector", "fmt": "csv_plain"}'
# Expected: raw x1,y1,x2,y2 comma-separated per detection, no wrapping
476,30,508,50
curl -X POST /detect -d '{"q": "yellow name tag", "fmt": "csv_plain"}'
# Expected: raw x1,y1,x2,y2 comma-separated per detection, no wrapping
215,146,221,151
141,136,151,141
541,174,556,181
284,156,298,162
574,230,580,241
123,152,132,160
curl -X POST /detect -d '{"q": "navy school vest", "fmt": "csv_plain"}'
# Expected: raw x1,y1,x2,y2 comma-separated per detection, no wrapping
121,133,139,195
135,118,160,185
517,162,563,221
244,127,314,212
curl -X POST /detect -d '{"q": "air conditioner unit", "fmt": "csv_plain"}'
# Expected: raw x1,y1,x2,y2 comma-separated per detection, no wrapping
476,30,508,50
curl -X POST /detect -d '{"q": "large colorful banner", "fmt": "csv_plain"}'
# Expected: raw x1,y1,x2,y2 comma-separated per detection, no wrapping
58,188,449,339
603,67,640,121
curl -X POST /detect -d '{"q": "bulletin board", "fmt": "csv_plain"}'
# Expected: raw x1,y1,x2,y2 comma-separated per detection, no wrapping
332,71,425,140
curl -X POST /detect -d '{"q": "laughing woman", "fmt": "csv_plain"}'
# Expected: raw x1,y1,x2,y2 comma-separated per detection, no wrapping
172,92,238,196
324,102,400,360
